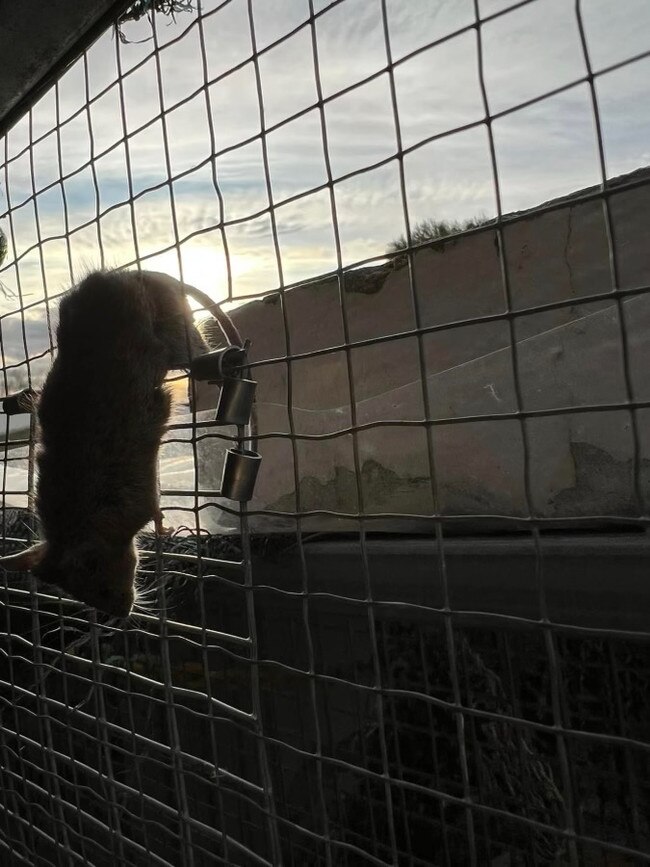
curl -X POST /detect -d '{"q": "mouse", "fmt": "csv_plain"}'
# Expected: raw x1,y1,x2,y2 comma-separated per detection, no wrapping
0,268,209,618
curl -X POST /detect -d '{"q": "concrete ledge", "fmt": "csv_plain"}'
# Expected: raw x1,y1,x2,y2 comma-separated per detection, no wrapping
252,533,650,634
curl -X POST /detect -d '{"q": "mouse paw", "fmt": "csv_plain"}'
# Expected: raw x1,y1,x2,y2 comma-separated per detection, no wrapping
154,511,174,536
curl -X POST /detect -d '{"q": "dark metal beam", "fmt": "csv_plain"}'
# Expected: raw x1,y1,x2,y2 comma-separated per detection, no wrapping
0,0,133,137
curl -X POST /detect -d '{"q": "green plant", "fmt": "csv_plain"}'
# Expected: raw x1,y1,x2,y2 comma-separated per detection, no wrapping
387,215,490,254
119,0,194,23
0,225,7,268
117,0,195,42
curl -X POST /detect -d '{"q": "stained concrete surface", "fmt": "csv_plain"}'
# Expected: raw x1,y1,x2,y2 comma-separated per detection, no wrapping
191,169,650,532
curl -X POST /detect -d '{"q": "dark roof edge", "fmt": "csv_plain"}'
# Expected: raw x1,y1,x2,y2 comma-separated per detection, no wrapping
0,0,134,140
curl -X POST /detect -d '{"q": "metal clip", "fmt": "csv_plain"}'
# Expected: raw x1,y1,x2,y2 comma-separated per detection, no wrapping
220,448,262,502
190,341,250,383
215,377,257,426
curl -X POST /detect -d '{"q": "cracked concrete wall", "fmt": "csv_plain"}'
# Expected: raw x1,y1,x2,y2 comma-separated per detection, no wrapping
190,171,650,532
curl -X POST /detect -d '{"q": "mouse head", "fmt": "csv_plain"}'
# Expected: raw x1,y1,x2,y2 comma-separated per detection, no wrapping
0,540,137,619
138,271,208,369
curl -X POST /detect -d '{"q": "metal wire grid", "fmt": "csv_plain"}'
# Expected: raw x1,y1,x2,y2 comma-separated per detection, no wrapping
0,0,648,864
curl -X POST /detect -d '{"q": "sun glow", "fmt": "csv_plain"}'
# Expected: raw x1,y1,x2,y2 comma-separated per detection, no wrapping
143,243,255,307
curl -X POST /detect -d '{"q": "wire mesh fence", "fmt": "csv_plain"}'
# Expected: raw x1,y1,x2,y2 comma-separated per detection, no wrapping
1,0,650,864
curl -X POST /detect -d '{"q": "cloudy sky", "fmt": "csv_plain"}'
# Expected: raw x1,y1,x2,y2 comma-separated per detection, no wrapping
0,0,649,371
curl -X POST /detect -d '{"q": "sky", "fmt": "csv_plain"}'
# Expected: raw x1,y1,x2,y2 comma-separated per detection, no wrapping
0,0,649,375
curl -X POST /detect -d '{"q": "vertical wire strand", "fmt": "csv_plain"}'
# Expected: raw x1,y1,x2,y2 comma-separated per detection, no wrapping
0,157,34,859
52,618,92,863
379,1,478,861
574,0,644,519
149,8,198,864
122,627,156,860
573,5,648,858
53,80,77,288
241,4,287,860
196,0,234,304
154,0,251,856
194,4,246,859
471,2,580,862
26,103,80,865
307,2,400,862
245,0,334,861
88,613,127,864
83,52,106,272
3,127,72,867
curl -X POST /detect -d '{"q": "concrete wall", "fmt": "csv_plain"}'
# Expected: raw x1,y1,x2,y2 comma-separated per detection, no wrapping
185,174,650,532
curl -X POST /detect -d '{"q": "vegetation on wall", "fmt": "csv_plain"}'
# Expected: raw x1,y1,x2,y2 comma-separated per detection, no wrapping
117,0,195,41
387,215,490,254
